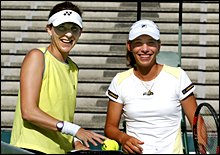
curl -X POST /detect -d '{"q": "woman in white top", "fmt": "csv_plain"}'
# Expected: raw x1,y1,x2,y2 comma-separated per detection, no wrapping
104,19,198,154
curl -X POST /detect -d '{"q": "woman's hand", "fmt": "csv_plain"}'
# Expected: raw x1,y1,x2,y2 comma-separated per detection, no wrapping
121,134,144,154
74,140,90,150
75,128,107,148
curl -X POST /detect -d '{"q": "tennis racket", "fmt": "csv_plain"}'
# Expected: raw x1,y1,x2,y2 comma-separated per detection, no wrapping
193,102,219,154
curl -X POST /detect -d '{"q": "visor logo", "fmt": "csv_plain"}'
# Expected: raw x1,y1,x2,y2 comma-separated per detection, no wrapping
141,24,147,28
64,11,72,16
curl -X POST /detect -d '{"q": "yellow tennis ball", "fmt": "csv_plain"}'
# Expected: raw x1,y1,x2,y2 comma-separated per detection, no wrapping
101,139,119,150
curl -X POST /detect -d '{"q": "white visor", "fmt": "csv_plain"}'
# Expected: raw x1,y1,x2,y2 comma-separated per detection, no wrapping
48,10,83,28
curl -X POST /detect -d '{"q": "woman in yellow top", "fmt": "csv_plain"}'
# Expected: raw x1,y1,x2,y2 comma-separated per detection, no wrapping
10,1,106,154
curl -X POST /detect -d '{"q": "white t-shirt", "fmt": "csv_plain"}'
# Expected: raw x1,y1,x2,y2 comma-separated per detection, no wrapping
106,65,195,154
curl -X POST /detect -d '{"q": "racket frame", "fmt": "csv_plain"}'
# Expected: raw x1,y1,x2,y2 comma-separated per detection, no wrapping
193,102,219,154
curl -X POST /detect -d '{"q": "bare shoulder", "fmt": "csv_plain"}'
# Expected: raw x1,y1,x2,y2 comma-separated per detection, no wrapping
23,48,44,61
21,48,45,69
25,48,44,58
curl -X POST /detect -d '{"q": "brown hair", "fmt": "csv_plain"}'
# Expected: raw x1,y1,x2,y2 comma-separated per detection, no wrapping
126,41,136,68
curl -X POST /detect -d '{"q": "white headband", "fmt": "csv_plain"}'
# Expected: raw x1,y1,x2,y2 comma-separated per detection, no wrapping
48,10,83,28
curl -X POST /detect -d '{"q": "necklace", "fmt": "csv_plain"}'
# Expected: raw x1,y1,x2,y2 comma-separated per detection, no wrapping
134,64,161,96
141,79,155,96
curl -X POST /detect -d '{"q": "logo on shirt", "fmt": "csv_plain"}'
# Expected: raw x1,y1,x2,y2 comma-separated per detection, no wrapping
108,90,118,99
182,83,194,95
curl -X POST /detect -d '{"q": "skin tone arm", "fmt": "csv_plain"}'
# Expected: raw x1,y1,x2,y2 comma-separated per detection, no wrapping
20,49,57,130
181,93,198,129
20,48,106,149
181,93,207,153
104,100,144,154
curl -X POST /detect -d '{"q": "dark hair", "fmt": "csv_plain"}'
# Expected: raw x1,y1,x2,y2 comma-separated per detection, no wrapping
48,1,82,19
126,47,136,68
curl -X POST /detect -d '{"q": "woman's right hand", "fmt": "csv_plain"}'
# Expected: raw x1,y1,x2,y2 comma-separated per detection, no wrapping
121,134,144,154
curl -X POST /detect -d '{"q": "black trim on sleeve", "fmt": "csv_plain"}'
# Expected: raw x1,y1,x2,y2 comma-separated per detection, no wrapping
182,83,194,95
108,90,118,99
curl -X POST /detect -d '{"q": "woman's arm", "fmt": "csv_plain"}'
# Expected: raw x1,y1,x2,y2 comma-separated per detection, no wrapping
181,93,198,128
181,93,207,153
104,99,144,154
104,100,124,141
20,49,59,130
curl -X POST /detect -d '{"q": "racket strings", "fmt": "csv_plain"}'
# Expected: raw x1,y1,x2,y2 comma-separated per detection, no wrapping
197,106,218,154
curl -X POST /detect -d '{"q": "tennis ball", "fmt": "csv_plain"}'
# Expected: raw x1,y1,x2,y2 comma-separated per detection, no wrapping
101,139,119,150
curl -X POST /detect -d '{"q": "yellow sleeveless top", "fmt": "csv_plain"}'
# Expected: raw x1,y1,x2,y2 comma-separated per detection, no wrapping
10,48,78,154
